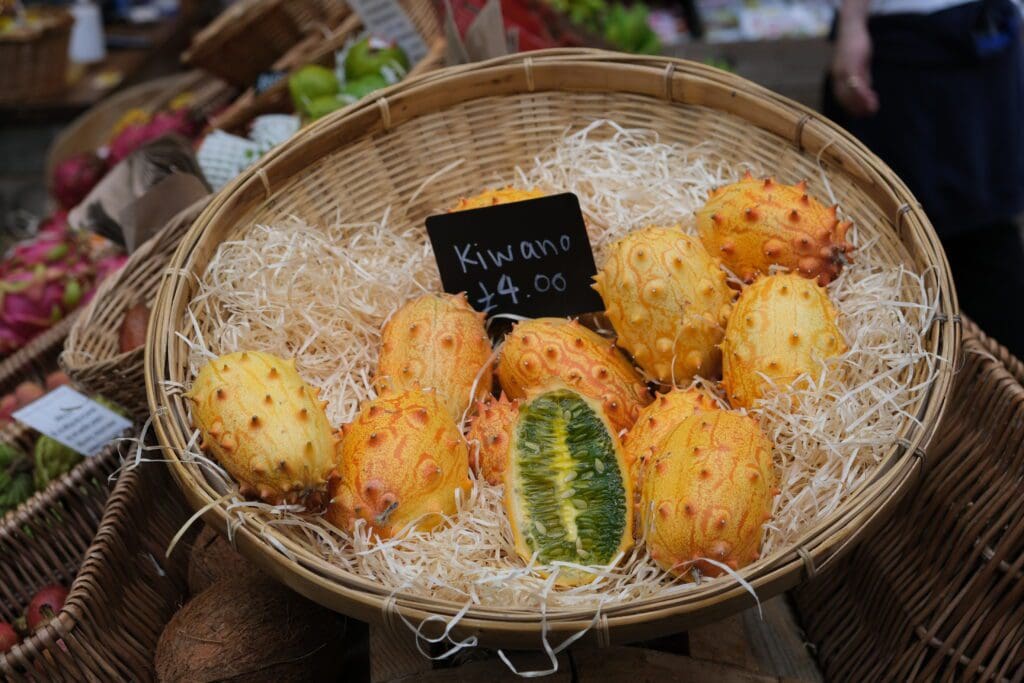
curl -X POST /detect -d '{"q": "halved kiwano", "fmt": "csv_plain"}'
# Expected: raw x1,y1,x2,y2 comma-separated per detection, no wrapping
504,388,633,586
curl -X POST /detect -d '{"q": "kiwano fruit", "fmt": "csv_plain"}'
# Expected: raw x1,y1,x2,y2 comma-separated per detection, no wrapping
722,273,846,408
622,387,719,484
328,389,471,539
187,351,338,505
449,187,544,212
497,317,651,433
504,388,633,586
594,226,733,383
465,392,520,486
376,292,493,422
696,172,854,286
642,410,777,579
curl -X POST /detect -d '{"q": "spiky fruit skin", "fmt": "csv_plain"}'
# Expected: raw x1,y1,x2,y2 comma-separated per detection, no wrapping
722,273,846,408
593,227,733,383
449,187,544,212
376,293,493,422
696,173,854,285
466,393,519,485
187,351,338,505
642,411,776,579
505,388,633,586
327,389,471,539
623,388,719,483
497,317,652,433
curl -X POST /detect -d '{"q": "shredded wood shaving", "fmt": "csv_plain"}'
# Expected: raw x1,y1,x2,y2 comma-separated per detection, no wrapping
181,121,939,616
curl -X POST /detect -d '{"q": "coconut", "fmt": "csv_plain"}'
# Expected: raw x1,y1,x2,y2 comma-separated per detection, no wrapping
187,524,264,595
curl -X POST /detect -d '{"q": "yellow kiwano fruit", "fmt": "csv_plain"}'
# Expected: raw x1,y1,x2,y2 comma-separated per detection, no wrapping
622,387,719,483
449,187,544,212
642,410,776,579
722,273,846,408
187,351,338,505
327,389,471,539
376,292,493,422
696,172,854,285
504,388,633,586
593,226,733,384
497,317,652,433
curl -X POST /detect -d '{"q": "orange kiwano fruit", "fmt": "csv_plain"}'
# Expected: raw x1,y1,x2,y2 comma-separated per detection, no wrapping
622,387,719,483
327,389,471,539
722,273,846,408
696,172,854,285
497,317,652,433
465,393,520,486
375,293,493,422
642,410,777,579
594,226,733,383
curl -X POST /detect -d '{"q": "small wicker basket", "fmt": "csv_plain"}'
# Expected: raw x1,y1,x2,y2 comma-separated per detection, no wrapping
61,199,210,422
795,321,1024,682
0,8,72,105
0,445,192,681
0,314,75,395
209,0,444,134
147,50,960,648
183,0,314,87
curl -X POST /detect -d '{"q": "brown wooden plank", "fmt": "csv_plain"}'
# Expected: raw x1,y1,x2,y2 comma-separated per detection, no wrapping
689,612,763,673
574,646,778,683
743,597,823,682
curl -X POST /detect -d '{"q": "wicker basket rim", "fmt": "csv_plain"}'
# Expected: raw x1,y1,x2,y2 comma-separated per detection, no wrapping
0,9,73,43
146,49,961,643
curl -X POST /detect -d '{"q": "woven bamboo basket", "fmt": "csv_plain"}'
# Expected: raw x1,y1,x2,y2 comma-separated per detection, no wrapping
795,321,1024,682
45,71,234,191
61,199,210,422
0,8,72,105
0,314,75,395
209,0,444,134
0,444,192,681
182,0,309,88
146,50,960,648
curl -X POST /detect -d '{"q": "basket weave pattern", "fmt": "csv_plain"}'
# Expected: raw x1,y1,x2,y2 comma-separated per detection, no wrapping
61,199,210,422
0,449,191,681
0,9,72,104
795,320,1024,682
148,51,959,647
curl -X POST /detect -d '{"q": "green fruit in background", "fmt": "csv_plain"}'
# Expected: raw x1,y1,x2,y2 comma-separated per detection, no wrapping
288,65,340,117
0,443,32,515
305,95,348,120
33,436,82,491
344,37,409,82
341,73,389,100
604,3,661,54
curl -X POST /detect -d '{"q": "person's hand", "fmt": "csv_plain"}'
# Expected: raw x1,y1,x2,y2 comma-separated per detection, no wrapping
831,19,879,117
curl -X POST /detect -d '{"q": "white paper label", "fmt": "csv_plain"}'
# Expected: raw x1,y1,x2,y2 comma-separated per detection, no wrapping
13,386,132,456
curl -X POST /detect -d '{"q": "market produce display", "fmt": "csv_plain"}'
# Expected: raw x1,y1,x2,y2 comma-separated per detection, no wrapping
0,220,125,356
175,118,939,620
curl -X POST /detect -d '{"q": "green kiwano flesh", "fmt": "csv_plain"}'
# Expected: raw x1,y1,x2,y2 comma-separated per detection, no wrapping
504,389,633,585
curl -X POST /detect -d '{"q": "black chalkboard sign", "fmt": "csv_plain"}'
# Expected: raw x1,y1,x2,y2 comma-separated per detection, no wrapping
426,193,604,318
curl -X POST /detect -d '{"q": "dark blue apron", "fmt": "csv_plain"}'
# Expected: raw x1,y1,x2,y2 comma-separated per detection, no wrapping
824,0,1024,237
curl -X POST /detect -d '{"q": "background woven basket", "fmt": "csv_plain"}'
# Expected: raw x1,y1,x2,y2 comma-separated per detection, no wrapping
45,71,234,191
0,8,72,105
0,314,75,395
61,198,210,422
209,0,444,134
0,445,192,681
182,0,307,87
795,320,1024,682
147,50,959,648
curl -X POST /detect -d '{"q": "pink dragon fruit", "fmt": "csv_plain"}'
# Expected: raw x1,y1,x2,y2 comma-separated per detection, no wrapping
108,109,200,164
51,152,106,210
